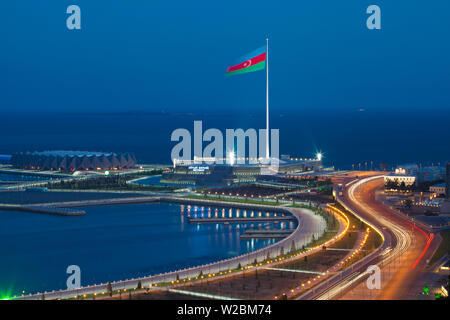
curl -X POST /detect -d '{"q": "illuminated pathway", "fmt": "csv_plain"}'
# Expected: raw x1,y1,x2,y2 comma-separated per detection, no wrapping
297,205,376,300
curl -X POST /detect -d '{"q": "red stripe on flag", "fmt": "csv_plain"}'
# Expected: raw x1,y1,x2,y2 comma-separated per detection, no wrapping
227,52,266,73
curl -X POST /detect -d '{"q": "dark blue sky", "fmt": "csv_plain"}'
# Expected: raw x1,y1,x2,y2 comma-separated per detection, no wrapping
1,1,449,114
1,1,449,167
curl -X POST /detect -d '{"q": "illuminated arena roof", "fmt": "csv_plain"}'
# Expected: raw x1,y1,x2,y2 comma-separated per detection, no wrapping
31,151,114,157
11,151,136,171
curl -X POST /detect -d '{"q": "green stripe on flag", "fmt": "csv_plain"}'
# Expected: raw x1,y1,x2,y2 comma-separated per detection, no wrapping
226,61,266,76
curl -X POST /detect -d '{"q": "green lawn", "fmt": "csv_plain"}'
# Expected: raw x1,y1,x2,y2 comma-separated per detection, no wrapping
430,229,450,265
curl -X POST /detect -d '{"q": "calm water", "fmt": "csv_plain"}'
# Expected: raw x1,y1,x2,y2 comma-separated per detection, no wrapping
0,173,52,188
0,202,285,297
0,173,52,183
1,111,450,170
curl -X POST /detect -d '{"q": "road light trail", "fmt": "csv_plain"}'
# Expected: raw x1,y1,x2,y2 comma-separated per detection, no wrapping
334,175,434,299
311,174,434,300
263,267,326,275
348,177,412,269
315,272,365,300
168,288,239,300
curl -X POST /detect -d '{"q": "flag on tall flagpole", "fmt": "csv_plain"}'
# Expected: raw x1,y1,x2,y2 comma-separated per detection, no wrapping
227,41,270,160
226,46,266,76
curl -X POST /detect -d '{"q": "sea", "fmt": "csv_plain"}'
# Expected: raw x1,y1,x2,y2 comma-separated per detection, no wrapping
1,110,449,170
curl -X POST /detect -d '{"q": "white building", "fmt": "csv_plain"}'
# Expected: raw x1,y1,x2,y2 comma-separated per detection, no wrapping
430,183,446,197
392,164,445,185
395,164,419,176
384,174,416,187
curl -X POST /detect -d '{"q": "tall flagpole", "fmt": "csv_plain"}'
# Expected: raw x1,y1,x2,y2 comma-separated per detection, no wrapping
266,38,270,160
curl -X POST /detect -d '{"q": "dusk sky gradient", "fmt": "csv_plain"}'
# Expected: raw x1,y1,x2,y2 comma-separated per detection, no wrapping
1,1,449,115
1,1,450,167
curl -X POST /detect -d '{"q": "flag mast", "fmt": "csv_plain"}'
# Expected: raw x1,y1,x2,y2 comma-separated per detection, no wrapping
265,38,270,161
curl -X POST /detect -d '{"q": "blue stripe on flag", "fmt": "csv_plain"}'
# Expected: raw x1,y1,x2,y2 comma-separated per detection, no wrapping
232,45,266,65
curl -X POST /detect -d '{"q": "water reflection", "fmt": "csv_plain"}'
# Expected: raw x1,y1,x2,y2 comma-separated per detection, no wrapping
180,205,297,232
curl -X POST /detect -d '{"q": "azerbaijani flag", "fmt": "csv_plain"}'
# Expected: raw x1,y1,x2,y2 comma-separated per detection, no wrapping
226,46,266,76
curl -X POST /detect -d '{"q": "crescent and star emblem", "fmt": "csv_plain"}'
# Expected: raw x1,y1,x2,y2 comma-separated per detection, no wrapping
243,59,252,68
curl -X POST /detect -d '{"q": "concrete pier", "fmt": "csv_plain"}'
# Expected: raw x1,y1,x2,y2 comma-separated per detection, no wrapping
0,204,85,216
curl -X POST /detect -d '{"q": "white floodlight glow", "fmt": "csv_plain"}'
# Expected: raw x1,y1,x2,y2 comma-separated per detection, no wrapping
316,152,323,161
228,151,235,166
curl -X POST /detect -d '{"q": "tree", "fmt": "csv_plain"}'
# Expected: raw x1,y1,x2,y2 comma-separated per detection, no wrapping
400,181,406,192
404,199,413,209
290,241,296,253
107,281,113,297
137,280,142,290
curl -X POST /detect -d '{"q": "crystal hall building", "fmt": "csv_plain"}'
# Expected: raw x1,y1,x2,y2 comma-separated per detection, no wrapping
10,151,136,171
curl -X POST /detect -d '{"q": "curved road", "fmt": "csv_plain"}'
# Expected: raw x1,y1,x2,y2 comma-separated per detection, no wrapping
335,175,438,299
